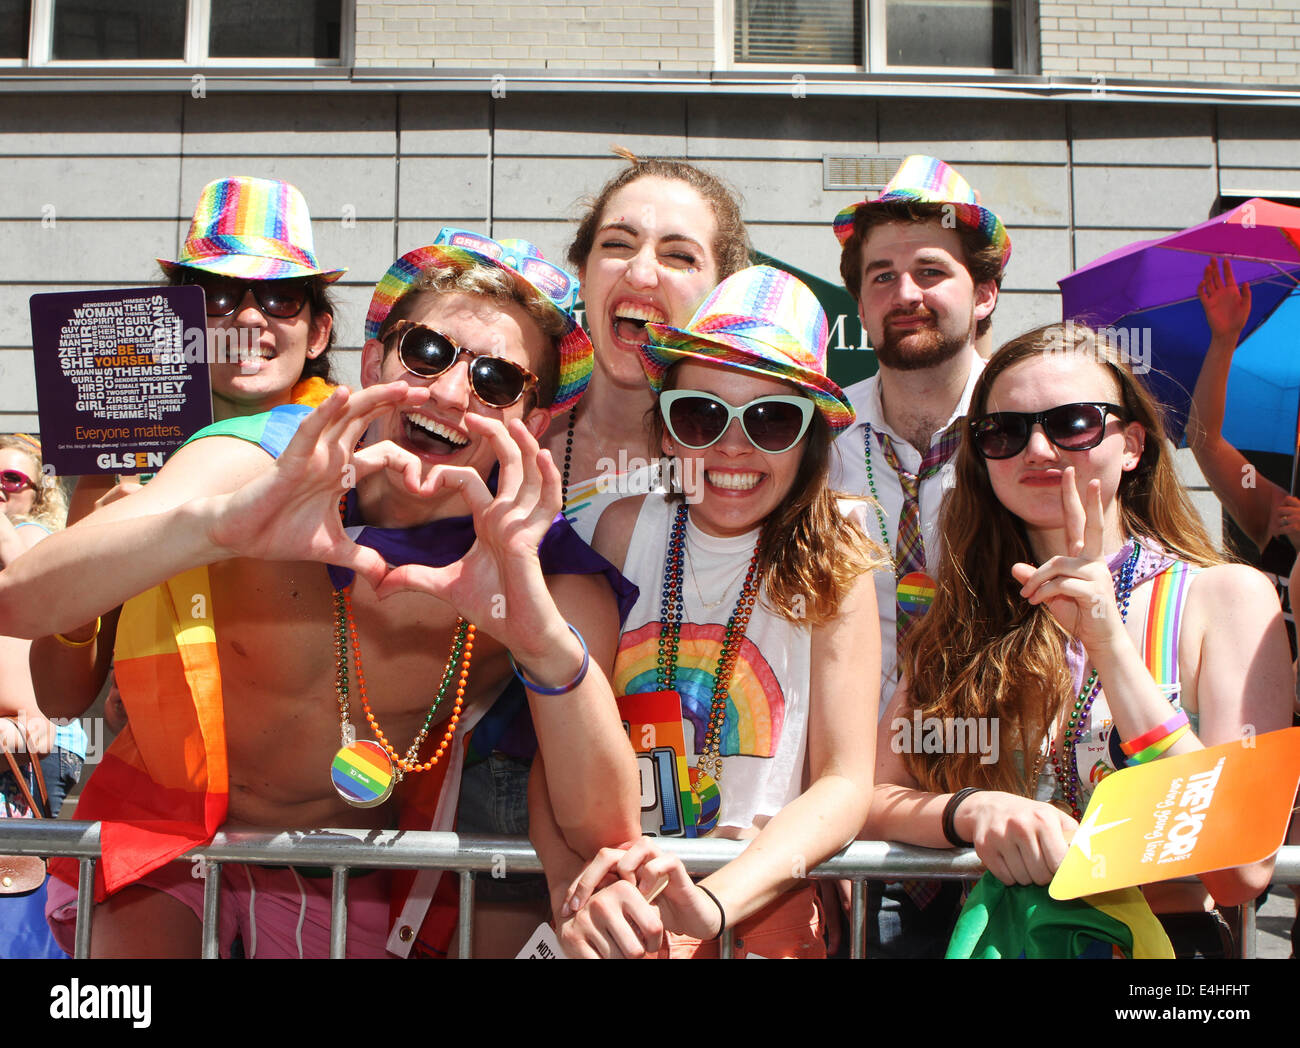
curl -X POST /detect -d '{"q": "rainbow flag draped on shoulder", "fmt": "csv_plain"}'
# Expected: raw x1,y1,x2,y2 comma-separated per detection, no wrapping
46,406,316,899
50,564,227,898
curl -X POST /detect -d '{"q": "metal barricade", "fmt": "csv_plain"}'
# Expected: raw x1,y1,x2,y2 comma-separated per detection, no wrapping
1,820,1296,958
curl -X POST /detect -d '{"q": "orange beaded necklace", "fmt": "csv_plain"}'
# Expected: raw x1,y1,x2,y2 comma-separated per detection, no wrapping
328,490,477,807
334,586,474,774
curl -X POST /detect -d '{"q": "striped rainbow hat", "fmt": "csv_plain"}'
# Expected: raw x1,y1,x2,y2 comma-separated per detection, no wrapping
832,155,1011,272
158,176,345,282
365,229,593,419
641,265,854,433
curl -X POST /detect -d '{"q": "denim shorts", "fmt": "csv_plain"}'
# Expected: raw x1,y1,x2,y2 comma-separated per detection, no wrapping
0,748,82,819
456,752,548,902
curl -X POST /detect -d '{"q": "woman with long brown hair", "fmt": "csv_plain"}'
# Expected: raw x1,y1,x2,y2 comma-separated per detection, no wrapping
866,322,1293,957
540,266,885,958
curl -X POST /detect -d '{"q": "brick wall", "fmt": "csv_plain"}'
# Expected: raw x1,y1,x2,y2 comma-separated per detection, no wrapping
353,0,715,70
1041,0,1300,83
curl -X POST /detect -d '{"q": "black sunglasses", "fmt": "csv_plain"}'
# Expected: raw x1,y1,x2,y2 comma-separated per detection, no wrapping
186,274,312,319
969,402,1127,460
386,320,539,409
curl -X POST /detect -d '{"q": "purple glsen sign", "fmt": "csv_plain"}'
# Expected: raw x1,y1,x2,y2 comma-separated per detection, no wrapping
29,286,212,476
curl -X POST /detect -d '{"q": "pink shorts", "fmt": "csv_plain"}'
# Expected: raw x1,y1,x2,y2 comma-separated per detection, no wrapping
667,882,826,959
47,859,395,959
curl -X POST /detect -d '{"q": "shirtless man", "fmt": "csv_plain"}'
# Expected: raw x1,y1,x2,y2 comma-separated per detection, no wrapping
1,231,640,958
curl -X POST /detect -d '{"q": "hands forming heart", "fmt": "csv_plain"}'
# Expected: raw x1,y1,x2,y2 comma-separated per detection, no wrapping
207,382,569,658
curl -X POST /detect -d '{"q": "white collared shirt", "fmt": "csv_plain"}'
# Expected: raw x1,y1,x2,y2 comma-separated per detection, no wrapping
828,358,985,713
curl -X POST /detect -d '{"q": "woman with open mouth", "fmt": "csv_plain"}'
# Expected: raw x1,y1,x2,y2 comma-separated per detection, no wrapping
545,151,751,544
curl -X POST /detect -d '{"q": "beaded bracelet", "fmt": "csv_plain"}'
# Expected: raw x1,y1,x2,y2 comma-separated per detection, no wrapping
53,617,100,649
508,623,589,696
1127,723,1191,766
1120,709,1189,757
942,787,983,848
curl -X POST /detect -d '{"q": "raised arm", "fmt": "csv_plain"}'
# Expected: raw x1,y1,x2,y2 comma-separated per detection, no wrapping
0,384,427,638
1186,258,1291,549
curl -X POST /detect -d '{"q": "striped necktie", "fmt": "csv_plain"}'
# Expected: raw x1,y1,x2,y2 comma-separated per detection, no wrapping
875,420,963,644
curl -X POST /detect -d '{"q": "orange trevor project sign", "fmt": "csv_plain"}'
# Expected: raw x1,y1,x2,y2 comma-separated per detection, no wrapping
1050,727,1300,900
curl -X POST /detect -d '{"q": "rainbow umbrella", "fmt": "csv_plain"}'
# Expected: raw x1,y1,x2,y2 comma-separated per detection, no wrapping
1059,198,1300,444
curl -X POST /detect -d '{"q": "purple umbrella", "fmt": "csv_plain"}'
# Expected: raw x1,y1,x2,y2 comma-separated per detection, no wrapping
1059,199,1300,442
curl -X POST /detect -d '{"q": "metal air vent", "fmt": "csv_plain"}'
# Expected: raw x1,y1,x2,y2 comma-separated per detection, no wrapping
823,155,904,192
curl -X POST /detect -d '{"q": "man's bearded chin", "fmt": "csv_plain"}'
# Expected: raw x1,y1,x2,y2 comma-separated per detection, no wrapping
872,315,973,372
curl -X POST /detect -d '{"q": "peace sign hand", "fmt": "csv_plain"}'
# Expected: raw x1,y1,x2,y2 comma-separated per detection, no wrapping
1010,467,1129,653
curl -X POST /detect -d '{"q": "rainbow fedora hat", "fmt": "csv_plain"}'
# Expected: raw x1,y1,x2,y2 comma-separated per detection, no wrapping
159,176,345,282
832,154,1011,272
640,265,854,433
364,227,593,419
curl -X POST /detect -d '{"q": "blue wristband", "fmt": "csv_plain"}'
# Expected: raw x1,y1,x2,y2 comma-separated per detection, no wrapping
509,623,589,696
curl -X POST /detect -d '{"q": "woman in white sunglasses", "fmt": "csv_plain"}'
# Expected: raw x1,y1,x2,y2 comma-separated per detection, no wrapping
535,266,886,958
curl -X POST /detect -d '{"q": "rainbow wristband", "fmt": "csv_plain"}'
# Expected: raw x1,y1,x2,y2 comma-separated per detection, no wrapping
1127,723,1191,766
1120,709,1189,757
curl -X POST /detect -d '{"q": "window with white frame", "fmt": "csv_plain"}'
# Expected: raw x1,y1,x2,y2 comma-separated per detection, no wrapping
729,0,1026,71
10,0,346,64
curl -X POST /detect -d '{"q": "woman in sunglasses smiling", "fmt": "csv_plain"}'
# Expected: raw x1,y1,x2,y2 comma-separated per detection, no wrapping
865,323,1293,957
33,176,345,759
545,267,886,958
0,434,84,819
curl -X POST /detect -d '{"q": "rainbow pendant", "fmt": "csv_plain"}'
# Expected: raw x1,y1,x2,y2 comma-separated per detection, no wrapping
897,571,937,616
688,765,721,836
331,739,395,808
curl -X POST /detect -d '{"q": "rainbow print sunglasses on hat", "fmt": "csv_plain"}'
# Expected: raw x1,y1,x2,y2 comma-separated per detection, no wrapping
364,228,593,418
640,265,855,434
158,176,345,283
831,155,1012,273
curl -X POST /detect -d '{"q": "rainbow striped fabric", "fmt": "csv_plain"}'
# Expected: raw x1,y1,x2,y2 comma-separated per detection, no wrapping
831,155,1012,273
49,565,227,899
362,230,593,419
1143,560,1196,689
641,266,855,433
158,175,345,282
